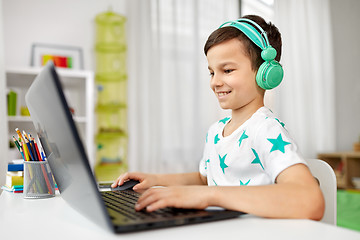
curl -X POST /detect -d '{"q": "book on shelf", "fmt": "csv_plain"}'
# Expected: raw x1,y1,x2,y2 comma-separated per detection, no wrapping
1,185,23,193
2,160,24,193
6,171,23,187
7,159,24,172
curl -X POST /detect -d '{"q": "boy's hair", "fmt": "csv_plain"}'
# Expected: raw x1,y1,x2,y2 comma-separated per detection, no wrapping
204,15,282,71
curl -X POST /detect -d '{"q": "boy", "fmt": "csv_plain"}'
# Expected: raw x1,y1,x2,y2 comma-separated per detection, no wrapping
112,15,325,220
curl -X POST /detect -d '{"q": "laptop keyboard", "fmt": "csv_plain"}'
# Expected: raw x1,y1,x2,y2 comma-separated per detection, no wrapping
101,190,196,221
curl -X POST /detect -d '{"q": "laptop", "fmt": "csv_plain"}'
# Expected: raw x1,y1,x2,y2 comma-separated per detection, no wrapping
25,61,243,233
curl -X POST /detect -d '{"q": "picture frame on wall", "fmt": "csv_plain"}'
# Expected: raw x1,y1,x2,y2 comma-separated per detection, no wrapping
31,43,84,70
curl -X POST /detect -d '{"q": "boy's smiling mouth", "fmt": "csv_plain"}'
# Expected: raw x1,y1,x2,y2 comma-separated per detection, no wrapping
217,91,232,97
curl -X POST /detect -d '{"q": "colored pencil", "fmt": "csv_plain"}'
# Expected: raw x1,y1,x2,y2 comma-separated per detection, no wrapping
31,132,53,194
22,130,29,140
15,128,30,161
12,136,20,151
22,139,30,161
40,161,53,194
12,136,25,160
29,135,38,161
41,152,46,161
20,141,29,162
34,141,42,162
35,141,53,194
24,137,35,161
15,128,24,142
18,142,25,161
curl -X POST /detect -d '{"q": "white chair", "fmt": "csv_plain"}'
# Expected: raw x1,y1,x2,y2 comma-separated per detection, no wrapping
306,158,337,225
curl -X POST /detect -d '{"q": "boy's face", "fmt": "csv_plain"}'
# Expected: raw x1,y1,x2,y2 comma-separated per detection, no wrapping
207,38,263,112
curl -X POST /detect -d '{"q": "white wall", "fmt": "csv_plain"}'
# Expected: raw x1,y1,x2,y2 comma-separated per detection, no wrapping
329,0,360,151
0,0,8,193
3,0,126,70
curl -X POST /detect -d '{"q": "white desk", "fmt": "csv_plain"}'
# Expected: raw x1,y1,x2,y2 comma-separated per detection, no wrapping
1,191,359,240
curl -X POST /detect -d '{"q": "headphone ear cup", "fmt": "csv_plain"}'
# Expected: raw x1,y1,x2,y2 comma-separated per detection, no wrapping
256,60,284,90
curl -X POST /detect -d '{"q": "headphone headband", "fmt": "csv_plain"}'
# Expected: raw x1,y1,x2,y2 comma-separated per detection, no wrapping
237,18,270,46
219,18,270,50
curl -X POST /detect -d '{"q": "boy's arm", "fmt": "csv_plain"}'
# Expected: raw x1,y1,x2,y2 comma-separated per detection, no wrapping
135,163,325,220
210,164,325,220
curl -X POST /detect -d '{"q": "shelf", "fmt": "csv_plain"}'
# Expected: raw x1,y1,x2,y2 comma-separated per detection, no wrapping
5,67,91,88
318,151,360,189
7,115,87,123
73,116,87,123
7,116,33,122
5,67,95,167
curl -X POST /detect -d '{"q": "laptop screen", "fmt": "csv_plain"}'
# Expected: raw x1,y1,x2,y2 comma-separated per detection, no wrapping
25,61,112,231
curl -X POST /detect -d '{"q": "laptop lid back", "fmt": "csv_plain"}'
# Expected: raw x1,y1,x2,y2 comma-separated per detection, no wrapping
25,61,113,232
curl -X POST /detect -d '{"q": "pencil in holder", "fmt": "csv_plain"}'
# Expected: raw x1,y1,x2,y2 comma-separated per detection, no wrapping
23,161,55,199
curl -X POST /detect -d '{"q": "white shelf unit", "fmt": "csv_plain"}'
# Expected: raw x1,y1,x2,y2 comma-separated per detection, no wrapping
6,67,95,167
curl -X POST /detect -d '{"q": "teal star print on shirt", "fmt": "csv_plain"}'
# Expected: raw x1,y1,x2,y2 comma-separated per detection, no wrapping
212,179,218,186
251,148,264,170
240,179,250,186
219,154,228,174
214,134,220,144
219,117,230,124
275,118,286,128
267,133,291,153
238,130,248,147
205,159,210,170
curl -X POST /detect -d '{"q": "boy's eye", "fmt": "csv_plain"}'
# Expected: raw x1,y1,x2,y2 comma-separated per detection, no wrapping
224,69,233,74
209,72,214,77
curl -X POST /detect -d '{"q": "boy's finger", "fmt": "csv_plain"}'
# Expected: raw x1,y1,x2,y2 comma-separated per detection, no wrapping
118,173,130,186
146,199,168,212
112,173,128,187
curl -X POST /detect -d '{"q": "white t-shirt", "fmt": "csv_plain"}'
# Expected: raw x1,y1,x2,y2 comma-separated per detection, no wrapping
199,107,306,186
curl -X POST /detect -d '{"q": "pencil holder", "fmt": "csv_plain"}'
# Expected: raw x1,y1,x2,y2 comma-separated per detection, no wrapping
23,161,55,199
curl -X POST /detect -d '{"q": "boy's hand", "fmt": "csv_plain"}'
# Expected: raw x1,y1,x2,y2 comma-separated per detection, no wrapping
135,186,212,212
112,172,158,190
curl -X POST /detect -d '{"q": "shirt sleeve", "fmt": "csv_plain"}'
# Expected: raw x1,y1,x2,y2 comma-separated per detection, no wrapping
199,123,217,177
199,156,207,177
199,133,209,177
252,118,307,183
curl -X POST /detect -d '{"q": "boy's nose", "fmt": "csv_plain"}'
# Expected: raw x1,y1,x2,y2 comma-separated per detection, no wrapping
210,74,223,88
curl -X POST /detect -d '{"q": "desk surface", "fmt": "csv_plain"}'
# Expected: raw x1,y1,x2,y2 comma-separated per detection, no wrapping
1,191,359,240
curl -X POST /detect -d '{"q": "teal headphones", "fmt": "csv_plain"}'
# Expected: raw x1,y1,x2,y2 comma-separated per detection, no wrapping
219,18,283,90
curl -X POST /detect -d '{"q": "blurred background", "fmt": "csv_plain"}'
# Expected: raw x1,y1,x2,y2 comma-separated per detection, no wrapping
0,0,359,188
